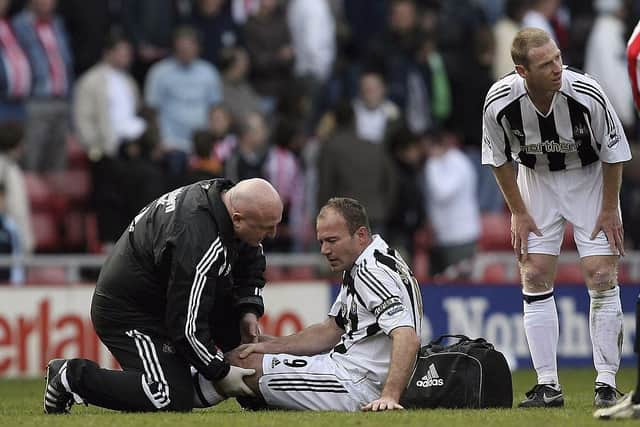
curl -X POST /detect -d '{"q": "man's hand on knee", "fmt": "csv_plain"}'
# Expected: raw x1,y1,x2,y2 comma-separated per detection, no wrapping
214,366,256,397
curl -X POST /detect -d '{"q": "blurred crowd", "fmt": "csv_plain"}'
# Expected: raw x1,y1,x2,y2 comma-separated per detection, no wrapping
1,0,640,282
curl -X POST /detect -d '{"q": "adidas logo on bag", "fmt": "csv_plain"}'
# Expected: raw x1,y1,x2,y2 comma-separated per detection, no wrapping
416,364,444,387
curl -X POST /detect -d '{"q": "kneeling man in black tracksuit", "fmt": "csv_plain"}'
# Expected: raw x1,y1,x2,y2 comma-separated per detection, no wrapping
43,178,283,413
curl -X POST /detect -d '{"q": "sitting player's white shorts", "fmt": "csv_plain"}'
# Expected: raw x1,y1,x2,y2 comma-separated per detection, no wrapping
259,353,379,411
517,161,619,257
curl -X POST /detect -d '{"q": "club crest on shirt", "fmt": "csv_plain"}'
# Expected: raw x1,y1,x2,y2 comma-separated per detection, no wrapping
573,123,588,139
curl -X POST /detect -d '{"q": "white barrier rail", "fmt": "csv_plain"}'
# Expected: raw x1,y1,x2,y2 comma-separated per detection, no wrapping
0,251,639,284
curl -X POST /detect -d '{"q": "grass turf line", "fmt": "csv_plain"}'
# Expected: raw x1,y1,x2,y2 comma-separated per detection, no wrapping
0,368,637,426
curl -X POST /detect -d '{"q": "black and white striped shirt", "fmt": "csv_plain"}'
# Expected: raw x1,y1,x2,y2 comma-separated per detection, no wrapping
482,66,631,171
329,235,422,386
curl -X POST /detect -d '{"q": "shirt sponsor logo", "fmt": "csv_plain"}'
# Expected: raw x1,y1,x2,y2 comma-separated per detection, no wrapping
523,139,579,154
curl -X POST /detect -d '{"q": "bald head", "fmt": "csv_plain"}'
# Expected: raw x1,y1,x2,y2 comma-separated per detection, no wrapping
225,179,283,246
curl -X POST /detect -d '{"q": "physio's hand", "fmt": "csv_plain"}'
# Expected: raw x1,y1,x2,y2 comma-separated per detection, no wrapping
240,312,260,344
591,209,625,256
215,365,256,397
511,213,542,262
361,397,404,412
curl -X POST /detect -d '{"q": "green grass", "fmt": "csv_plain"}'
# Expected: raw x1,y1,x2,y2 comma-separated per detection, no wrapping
0,368,637,426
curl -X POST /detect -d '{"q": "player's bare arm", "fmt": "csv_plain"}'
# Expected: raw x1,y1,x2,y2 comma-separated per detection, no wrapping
239,312,261,344
362,326,420,412
238,317,343,358
491,162,542,261
592,162,625,256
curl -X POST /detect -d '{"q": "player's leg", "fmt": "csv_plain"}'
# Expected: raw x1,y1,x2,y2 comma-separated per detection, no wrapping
518,253,564,408
580,255,623,407
45,328,195,413
226,350,375,411
514,165,565,408
568,162,624,407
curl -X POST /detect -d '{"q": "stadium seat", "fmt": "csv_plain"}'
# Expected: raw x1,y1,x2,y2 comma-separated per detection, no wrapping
24,173,55,211
26,266,67,285
66,134,88,169
31,212,62,252
47,169,91,206
555,263,584,284
479,213,511,251
63,210,87,250
482,263,507,283
561,223,577,250
84,212,103,254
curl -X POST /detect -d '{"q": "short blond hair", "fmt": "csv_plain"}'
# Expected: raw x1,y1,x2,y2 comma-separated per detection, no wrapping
511,27,552,67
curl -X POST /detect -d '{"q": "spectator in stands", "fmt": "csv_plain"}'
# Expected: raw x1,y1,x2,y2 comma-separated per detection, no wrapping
585,0,634,131
386,126,425,259
219,47,262,124
366,0,434,134
352,71,402,146
317,100,395,233
423,131,480,278
243,0,294,114
0,0,30,121
287,0,336,131
12,0,73,172
184,129,224,184
224,112,270,183
492,0,526,80
447,25,503,213
57,0,119,76
73,29,145,245
117,107,166,227
0,121,32,258
121,0,191,84
145,26,222,176
188,0,241,67
521,0,563,46
208,104,238,164
224,112,306,252
264,118,306,252
0,181,24,285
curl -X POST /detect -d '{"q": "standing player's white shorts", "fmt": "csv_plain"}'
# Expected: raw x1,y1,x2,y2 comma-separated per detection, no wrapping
516,161,619,257
258,353,380,411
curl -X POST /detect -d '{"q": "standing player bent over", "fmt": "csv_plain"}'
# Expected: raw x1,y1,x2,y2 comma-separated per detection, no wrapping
482,28,631,408
226,197,422,411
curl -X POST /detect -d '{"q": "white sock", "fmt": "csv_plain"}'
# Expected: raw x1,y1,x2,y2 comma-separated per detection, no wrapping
589,286,623,387
191,368,226,408
523,291,559,385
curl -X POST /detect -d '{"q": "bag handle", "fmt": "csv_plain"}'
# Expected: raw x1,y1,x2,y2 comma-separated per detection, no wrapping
429,334,472,346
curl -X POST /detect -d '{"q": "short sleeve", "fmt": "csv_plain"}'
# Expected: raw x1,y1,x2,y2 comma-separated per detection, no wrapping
353,264,414,334
482,105,510,167
586,80,632,164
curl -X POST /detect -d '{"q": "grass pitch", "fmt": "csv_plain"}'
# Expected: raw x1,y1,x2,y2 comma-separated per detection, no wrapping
0,368,637,426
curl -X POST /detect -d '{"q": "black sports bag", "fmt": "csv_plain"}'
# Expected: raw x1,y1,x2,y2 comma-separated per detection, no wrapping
400,334,513,409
